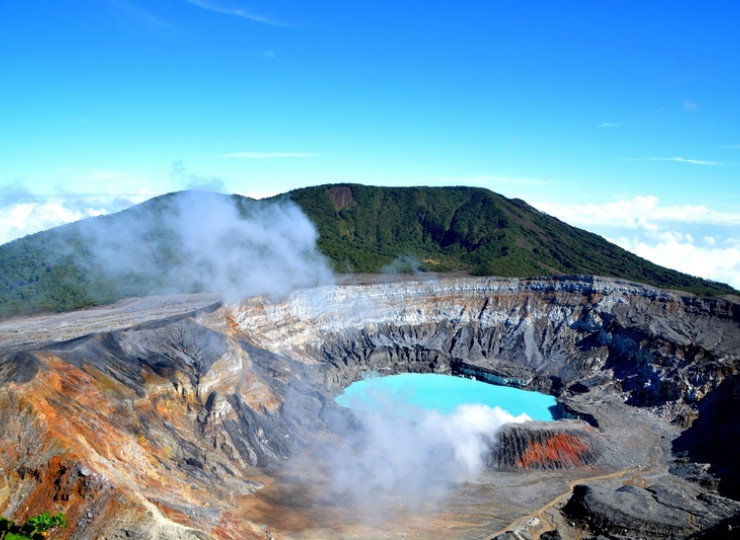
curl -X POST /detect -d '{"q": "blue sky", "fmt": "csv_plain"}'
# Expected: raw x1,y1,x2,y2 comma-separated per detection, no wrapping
1,1,739,288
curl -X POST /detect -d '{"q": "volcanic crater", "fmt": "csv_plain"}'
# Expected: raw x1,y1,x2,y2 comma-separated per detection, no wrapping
1,275,739,539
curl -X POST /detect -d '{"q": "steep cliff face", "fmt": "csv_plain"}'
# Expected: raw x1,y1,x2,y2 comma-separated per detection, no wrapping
233,276,739,415
0,276,738,539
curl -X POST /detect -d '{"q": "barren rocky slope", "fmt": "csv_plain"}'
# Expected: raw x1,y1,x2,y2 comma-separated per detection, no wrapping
1,276,739,539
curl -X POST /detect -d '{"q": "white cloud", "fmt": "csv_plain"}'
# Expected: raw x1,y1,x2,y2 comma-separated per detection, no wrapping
221,152,320,159
0,194,149,245
534,195,740,229
241,190,282,199
0,163,273,245
613,233,740,291
1,201,102,244
533,195,740,290
649,157,718,166
682,100,698,111
184,0,290,27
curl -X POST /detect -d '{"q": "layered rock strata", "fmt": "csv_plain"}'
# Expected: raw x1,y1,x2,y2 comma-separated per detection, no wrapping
493,421,603,470
0,276,738,539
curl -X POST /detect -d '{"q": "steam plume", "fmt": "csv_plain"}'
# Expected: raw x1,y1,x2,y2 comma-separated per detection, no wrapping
319,389,530,509
72,190,334,302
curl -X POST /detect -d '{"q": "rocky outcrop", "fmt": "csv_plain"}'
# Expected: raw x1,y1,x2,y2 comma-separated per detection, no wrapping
672,373,740,499
0,312,338,538
561,478,740,539
493,421,603,470
0,275,738,539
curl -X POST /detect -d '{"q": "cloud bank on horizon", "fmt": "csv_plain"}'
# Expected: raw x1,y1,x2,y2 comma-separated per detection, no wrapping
532,196,740,291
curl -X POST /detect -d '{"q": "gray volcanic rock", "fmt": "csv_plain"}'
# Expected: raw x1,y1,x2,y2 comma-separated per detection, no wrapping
561,478,740,539
237,276,739,416
0,275,739,539
673,373,740,499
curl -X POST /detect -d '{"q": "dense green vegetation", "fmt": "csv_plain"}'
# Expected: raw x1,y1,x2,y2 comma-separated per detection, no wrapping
284,184,736,296
0,184,735,318
0,511,67,539
0,193,184,316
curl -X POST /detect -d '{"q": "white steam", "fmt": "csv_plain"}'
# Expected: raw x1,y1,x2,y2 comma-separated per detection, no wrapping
74,190,335,301
380,254,423,274
323,393,530,506
170,191,334,300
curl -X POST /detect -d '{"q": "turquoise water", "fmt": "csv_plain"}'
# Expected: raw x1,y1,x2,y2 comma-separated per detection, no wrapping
335,373,557,421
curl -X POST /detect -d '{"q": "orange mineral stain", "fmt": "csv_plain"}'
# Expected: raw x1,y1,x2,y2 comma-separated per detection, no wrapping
515,432,592,468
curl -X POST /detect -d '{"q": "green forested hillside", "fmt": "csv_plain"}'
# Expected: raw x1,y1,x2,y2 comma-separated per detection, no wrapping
0,193,185,315
0,184,735,317
284,184,734,295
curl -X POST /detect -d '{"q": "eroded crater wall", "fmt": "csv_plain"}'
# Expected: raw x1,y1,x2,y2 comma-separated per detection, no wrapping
233,276,739,420
1,276,738,539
